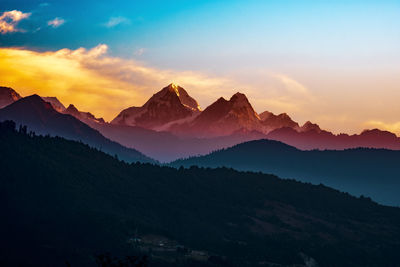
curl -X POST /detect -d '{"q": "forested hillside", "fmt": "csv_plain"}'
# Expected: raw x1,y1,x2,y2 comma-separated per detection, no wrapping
171,139,400,206
2,121,400,266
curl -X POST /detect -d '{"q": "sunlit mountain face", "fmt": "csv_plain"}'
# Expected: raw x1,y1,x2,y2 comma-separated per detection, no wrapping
111,83,200,130
1,1,400,266
0,86,21,108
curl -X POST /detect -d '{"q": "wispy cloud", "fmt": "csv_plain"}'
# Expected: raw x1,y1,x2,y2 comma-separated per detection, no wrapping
48,17,65,28
104,16,130,28
134,48,146,56
0,10,31,34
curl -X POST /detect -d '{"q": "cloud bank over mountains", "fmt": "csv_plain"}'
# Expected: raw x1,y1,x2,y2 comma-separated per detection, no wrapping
0,44,317,123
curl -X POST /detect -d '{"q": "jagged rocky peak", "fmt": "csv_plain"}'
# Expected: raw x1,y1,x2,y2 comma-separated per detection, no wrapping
228,92,260,120
301,121,322,133
156,83,201,112
111,84,201,128
277,113,291,120
230,92,251,106
259,111,274,121
65,104,80,115
171,91,264,137
41,97,66,113
259,110,300,132
64,104,105,124
0,86,22,108
260,111,294,122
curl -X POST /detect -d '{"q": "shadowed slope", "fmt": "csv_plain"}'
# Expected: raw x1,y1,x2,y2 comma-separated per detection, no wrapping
1,123,400,266
0,95,154,163
171,139,400,206
0,86,21,108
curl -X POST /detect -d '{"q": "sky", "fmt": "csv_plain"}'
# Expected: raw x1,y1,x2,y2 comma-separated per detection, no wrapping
0,0,399,134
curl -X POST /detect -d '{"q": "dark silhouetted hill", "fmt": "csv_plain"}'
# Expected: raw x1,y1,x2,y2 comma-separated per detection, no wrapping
1,121,400,266
171,139,400,206
0,95,153,163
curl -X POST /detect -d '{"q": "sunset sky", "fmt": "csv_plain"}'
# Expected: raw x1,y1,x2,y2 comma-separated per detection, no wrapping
0,0,399,134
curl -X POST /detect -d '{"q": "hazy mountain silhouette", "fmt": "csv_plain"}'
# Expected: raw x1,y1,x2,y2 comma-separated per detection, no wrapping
93,123,267,162
0,95,153,163
259,111,300,132
171,139,400,206
267,126,400,150
2,122,400,266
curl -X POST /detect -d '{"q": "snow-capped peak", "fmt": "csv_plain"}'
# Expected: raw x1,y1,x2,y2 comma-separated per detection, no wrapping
111,84,201,128
164,83,201,112
41,96,66,113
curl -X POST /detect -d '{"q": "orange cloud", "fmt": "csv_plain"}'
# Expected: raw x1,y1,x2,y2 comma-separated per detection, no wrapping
0,44,318,123
0,45,235,120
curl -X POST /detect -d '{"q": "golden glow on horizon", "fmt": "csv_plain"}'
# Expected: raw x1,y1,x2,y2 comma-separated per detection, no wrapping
0,46,138,119
0,45,235,121
364,121,400,135
0,45,399,135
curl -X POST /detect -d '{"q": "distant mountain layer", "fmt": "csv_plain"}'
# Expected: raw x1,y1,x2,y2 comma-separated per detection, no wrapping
93,123,266,162
0,95,154,163
2,123,400,266
171,139,400,206
267,126,400,150
88,122,400,162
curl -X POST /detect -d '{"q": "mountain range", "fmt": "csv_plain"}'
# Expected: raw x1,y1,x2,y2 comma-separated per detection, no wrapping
2,84,400,162
2,83,400,266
